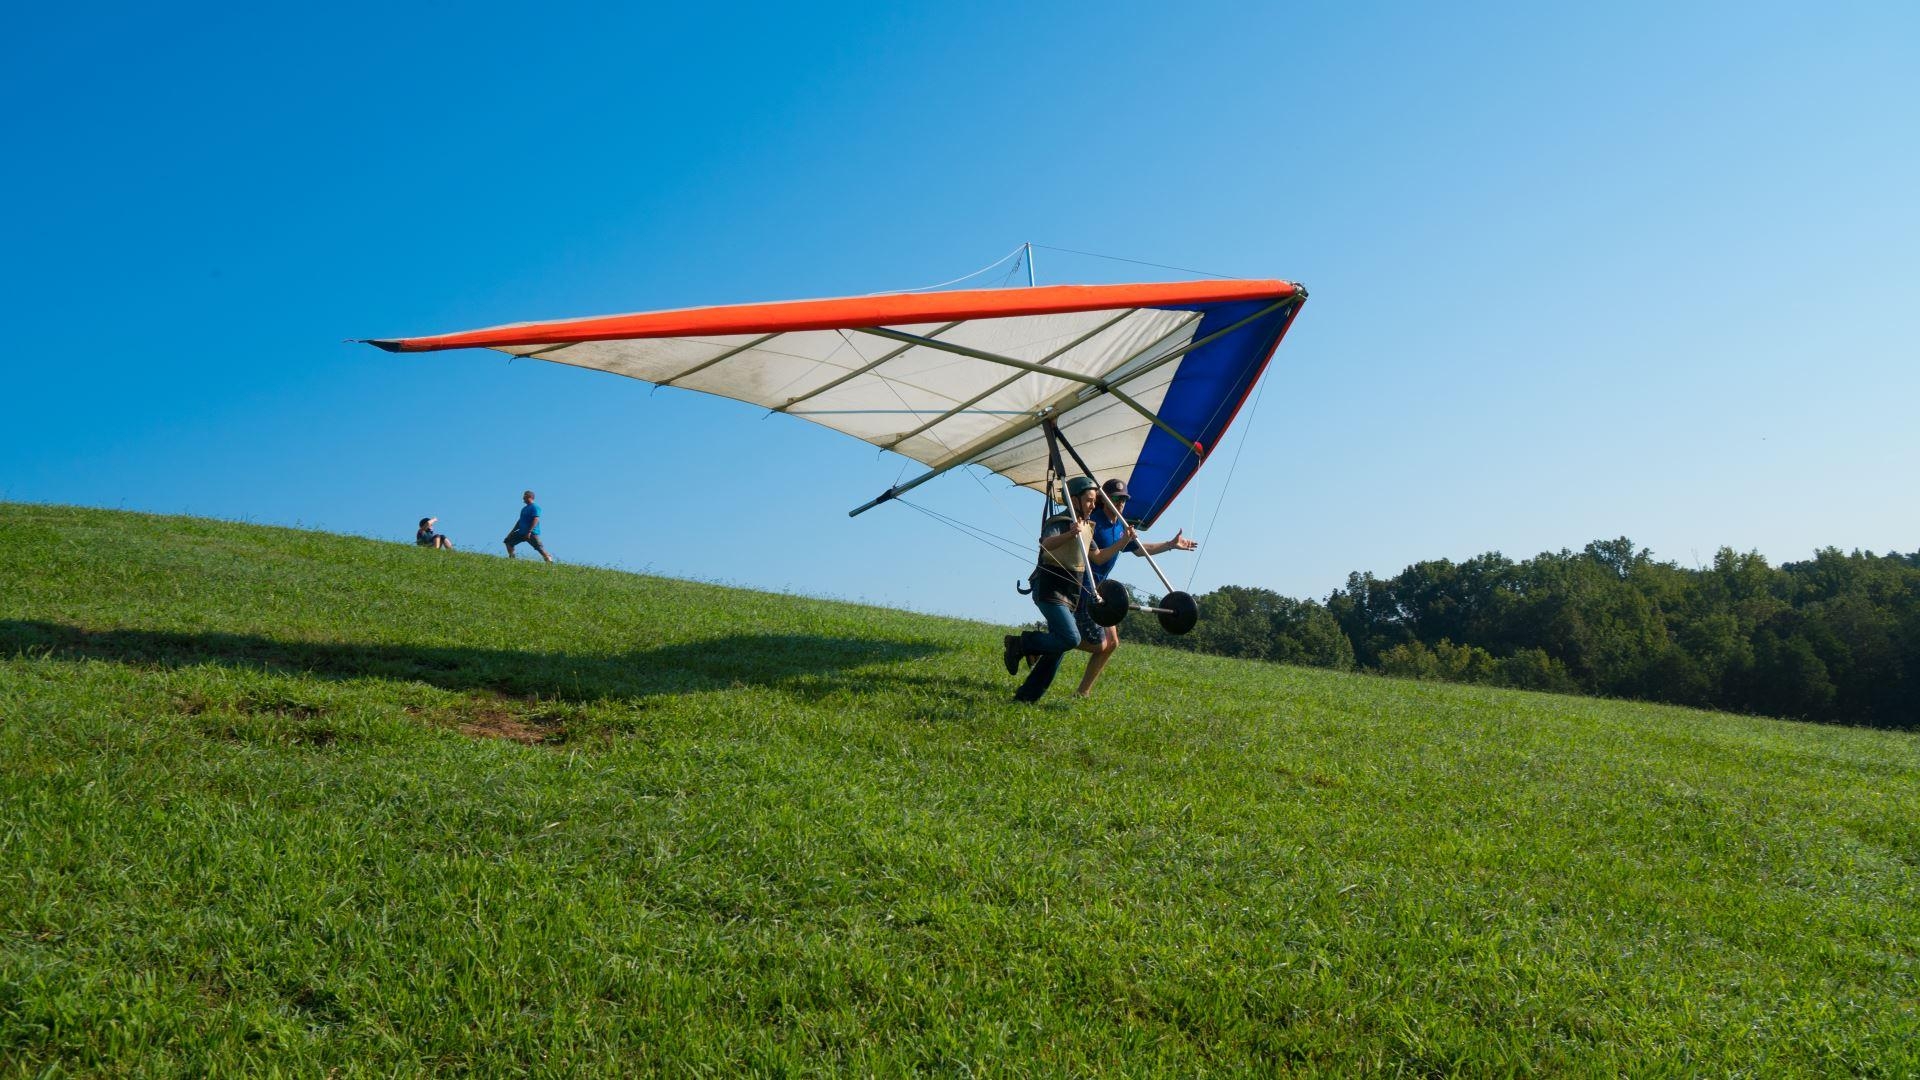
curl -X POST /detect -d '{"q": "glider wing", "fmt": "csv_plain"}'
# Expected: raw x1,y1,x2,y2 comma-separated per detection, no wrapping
367,280,1305,527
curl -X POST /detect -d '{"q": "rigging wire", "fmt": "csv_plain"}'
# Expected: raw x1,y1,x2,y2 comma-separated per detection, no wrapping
897,240,1237,296
896,240,1236,297
1030,243,1245,281
995,252,1027,288
1183,367,1272,590
898,497,1033,565
969,464,1034,538
896,244,1028,293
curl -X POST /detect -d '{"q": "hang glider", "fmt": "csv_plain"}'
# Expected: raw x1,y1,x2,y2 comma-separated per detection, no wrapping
366,279,1305,528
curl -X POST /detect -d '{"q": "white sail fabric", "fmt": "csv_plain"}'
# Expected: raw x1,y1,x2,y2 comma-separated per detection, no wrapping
498,307,1202,491
369,280,1306,524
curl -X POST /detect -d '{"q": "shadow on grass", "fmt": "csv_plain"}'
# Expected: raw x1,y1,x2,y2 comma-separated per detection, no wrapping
0,619,963,704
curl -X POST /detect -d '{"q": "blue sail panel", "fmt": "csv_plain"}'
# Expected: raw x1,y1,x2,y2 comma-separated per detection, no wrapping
1122,298,1303,529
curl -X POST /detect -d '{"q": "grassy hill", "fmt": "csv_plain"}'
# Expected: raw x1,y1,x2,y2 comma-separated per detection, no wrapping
3,503,1916,1075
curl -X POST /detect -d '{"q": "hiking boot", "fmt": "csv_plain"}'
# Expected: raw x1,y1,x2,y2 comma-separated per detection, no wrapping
1002,635,1022,676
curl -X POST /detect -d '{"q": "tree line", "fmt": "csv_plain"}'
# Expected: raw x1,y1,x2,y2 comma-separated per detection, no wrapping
1122,539,1920,728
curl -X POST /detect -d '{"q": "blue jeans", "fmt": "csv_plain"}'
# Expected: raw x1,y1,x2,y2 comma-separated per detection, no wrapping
1014,598,1081,702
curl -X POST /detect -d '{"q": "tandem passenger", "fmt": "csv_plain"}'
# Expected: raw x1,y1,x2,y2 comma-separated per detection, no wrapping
1002,476,1101,704
1071,477,1196,698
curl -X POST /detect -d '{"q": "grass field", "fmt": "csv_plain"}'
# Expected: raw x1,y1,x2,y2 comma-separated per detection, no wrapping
2,503,1916,1075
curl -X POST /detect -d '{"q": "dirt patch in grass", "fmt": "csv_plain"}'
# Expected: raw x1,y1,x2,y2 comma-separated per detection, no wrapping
418,693,569,746
456,706,550,746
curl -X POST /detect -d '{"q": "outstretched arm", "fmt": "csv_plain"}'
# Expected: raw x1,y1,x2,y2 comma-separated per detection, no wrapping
1142,529,1198,556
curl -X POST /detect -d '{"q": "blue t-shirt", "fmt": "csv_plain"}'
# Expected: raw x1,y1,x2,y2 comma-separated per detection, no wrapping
514,503,541,536
1087,508,1142,583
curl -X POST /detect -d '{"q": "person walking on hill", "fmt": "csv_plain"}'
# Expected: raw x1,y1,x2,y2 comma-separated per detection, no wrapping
1071,477,1196,698
416,516,454,550
503,490,552,562
1002,476,1100,703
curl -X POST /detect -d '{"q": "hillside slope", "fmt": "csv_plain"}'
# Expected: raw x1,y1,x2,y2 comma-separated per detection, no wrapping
3,503,1917,1075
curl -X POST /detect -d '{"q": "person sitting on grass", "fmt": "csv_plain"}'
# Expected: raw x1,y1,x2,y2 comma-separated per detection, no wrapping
416,517,454,550
503,490,553,562
1002,475,1099,704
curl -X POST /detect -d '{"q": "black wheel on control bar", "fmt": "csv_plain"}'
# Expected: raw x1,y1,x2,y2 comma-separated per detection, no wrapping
1157,590,1199,635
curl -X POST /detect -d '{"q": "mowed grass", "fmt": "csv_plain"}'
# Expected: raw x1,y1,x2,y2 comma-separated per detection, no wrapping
1,504,1916,1076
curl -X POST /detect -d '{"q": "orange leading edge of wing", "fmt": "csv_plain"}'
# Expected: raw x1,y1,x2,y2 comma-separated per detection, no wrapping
366,280,1301,352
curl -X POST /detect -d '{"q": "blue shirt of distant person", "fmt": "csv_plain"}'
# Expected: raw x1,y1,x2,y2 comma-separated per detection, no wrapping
503,490,553,562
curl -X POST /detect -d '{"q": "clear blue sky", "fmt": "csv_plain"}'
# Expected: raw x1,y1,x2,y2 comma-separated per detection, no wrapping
6,2,1916,621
